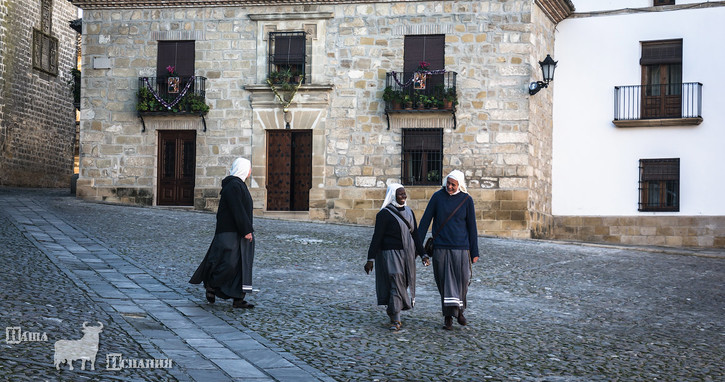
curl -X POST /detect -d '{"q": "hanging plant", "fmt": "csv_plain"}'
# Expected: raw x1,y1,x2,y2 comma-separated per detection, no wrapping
266,74,304,113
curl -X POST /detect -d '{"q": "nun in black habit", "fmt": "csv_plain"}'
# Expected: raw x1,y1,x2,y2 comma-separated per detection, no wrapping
365,183,426,330
190,157,255,309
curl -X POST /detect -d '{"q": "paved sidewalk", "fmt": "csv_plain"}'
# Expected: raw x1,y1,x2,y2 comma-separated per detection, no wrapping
0,189,333,381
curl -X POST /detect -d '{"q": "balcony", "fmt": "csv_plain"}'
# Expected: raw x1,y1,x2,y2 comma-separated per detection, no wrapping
384,71,458,129
137,76,209,132
613,82,702,127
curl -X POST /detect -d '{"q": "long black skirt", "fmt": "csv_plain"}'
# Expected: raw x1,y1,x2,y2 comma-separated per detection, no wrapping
431,248,470,316
375,249,415,316
189,232,254,299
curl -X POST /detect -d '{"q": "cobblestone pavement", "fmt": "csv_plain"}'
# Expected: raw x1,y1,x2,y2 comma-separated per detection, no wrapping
2,188,724,381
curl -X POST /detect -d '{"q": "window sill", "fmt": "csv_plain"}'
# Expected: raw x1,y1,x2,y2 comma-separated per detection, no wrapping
613,117,702,128
137,111,207,132
385,108,457,130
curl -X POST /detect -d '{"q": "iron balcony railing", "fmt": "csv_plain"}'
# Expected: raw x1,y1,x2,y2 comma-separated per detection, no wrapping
614,82,702,121
384,71,457,110
137,76,207,113
136,75,209,132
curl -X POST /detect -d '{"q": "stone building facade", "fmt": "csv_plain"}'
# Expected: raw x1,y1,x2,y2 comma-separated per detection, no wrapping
72,0,572,240
0,0,78,187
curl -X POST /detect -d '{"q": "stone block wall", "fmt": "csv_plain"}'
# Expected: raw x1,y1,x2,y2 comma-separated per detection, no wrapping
553,216,725,249
75,0,555,240
0,0,78,188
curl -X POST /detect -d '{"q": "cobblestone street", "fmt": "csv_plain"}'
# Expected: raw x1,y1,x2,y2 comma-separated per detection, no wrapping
1,187,724,381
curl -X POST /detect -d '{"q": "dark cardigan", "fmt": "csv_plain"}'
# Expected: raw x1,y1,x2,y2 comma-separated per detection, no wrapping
367,206,424,261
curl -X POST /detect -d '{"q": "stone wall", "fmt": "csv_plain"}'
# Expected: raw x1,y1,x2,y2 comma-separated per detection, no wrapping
0,0,78,188
526,4,556,238
553,216,725,249
76,0,553,239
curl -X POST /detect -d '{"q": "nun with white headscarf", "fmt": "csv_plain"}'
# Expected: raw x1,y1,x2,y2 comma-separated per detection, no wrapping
191,157,256,309
418,170,479,330
365,183,424,330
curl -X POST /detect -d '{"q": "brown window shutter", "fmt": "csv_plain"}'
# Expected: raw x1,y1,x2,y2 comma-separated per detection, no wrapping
404,35,445,72
640,39,682,65
640,158,680,181
273,34,306,65
157,41,195,77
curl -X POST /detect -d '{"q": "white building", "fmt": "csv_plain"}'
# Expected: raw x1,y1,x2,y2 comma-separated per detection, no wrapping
551,0,725,247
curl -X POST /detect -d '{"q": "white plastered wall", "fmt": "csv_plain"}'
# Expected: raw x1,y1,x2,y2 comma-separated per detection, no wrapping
552,4,725,216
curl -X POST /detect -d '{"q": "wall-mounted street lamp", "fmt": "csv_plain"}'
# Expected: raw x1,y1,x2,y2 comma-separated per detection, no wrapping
529,54,558,96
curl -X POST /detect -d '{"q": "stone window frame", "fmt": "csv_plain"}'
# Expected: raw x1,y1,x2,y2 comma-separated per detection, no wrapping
638,158,680,212
250,12,332,86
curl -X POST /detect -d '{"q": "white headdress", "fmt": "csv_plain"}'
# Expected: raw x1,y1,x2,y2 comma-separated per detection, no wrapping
381,183,405,210
229,158,251,181
443,170,468,194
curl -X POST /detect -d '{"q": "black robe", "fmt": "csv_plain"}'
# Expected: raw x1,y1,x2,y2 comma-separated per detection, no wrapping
367,205,424,315
190,176,254,299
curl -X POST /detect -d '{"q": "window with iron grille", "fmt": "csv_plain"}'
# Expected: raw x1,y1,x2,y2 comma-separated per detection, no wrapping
654,0,675,6
638,158,679,212
402,129,443,186
268,31,307,83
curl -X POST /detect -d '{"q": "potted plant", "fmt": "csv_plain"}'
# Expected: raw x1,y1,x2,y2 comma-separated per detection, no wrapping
268,67,293,85
429,96,442,110
402,94,413,110
443,88,458,109
383,86,403,110
416,94,429,109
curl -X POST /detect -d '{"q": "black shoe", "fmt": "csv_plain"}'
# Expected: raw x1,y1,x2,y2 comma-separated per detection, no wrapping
457,311,467,326
233,299,255,309
443,316,453,330
205,288,215,304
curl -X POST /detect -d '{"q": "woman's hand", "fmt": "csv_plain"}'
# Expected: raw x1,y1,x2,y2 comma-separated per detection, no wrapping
421,255,431,267
244,233,253,242
364,261,374,274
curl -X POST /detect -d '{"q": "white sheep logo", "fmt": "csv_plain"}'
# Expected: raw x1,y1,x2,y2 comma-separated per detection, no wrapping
53,322,103,371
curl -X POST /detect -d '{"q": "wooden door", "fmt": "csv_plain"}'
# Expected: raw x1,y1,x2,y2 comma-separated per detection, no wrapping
266,130,312,211
158,130,196,206
291,131,312,211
